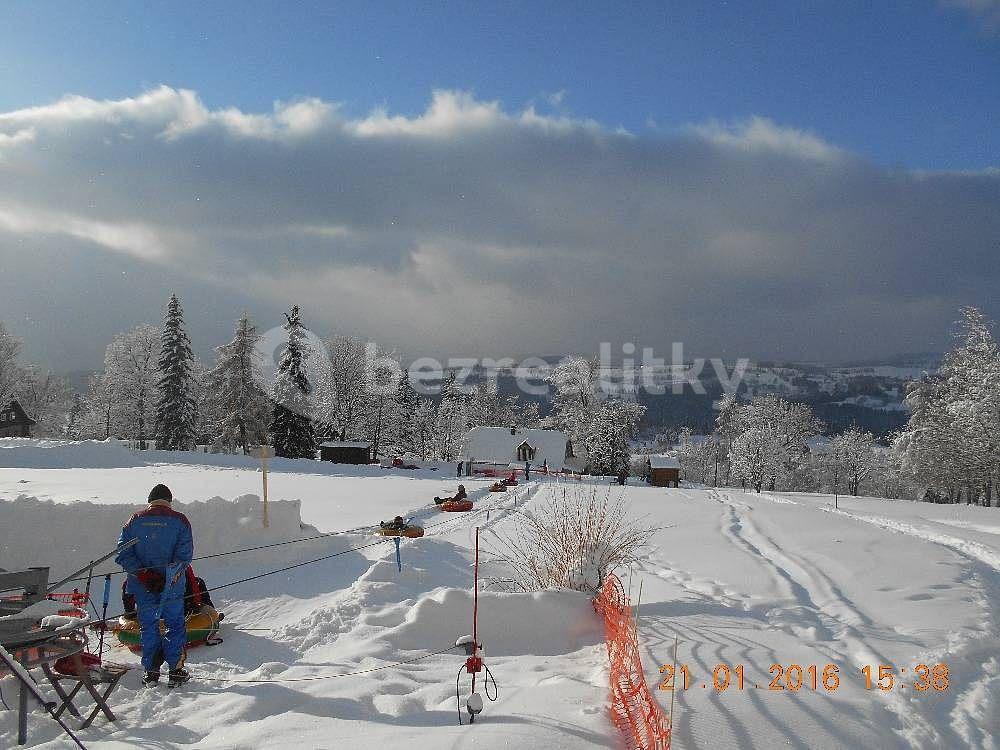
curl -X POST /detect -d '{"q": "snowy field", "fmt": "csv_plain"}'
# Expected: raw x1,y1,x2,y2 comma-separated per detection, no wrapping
1,439,999,749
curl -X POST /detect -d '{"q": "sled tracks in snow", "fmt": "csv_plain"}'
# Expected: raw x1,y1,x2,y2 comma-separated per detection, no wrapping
594,573,671,750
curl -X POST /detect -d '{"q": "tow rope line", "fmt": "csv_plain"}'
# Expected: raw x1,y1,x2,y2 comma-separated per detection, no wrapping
194,645,460,684
5,488,523,593
5,490,522,639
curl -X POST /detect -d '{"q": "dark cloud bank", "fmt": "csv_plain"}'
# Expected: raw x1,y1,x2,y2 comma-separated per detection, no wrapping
0,87,997,369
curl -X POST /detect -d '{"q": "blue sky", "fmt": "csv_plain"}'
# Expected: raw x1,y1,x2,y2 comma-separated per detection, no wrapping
2,1,998,170
0,2,998,369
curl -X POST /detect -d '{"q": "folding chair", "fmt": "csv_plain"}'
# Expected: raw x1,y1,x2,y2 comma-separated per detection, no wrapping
41,653,130,729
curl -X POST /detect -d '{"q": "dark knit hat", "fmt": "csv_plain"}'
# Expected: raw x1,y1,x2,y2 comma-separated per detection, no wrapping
148,484,173,502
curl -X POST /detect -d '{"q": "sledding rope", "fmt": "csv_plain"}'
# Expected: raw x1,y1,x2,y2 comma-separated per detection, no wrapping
0,483,522,598
194,644,460,684
22,523,381,591
7,489,511,639
6,535,400,639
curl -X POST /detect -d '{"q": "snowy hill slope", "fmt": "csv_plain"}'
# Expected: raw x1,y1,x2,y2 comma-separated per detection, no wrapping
1,440,998,749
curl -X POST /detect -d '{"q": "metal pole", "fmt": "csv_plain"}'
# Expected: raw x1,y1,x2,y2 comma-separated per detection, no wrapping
633,579,643,647
471,527,480,700
394,537,402,573
46,540,136,594
97,574,111,661
261,448,270,528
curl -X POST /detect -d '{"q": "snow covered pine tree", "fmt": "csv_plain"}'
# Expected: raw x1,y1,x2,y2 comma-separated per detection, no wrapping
203,315,270,454
154,294,198,450
270,306,316,458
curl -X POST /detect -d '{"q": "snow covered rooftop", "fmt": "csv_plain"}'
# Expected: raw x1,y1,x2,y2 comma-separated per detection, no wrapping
319,441,371,449
461,427,569,469
647,455,680,469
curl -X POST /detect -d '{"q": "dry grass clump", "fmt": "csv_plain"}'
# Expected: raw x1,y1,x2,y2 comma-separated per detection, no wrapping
487,483,653,593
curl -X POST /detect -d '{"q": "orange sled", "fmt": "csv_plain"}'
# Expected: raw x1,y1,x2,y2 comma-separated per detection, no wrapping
440,500,474,512
377,525,425,538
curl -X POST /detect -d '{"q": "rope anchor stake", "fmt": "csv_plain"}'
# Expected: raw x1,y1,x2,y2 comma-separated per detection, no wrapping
455,527,498,725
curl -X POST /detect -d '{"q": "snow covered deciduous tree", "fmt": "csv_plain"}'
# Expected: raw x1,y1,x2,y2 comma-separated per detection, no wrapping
412,398,437,461
677,428,718,485
468,380,506,428
895,307,1000,505
316,335,369,441
548,356,601,450
269,306,316,459
70,373,117,440
15,365,73,437
826,427,877,496
154,294,197,450
723,394,822,492
202,315,270,454
584,399,645,475
435,371,468,461
104,325,160,447
729,425,787,493
362,346,402,459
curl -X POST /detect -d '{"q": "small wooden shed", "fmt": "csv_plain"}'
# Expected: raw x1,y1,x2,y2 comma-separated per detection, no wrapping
319,441,372,464
646,455,680,488
0,400,36,438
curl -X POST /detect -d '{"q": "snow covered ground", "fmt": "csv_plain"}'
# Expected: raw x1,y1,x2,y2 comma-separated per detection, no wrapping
1,439,998,749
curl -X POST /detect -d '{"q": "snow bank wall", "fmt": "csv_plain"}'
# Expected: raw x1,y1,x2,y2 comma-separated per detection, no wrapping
0,494,327,582
0,437,450,476
0,438,139,469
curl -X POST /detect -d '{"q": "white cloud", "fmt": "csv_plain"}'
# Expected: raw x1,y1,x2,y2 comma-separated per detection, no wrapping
0,205,173,262
692,116,843,162
350,90,506,137
943,0,1000,30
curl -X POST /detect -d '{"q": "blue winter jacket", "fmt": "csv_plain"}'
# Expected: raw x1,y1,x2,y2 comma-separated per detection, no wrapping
115,500,194,577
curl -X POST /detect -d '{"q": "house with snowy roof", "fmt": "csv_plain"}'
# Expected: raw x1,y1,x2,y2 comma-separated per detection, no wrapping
0,400,36,439
461,426,580,472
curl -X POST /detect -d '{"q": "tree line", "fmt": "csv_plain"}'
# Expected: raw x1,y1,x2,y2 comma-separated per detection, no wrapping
673,306,999,506
2,295,644,470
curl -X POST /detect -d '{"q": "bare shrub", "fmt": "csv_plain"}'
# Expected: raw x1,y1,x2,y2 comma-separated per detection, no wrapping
486,483,653,593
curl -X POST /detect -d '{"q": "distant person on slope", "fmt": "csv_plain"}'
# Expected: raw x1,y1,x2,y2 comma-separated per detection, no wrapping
115,483,194,688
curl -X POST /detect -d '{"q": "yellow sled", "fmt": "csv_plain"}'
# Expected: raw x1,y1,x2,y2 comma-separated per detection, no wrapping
115,605,222,651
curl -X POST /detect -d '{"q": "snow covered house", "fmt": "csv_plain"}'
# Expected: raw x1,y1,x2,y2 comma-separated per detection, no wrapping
461,426,576,472
646,455,680,487
0,400,35,438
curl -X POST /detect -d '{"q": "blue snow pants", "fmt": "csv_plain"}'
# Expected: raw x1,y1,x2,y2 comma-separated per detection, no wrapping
129,575,186,671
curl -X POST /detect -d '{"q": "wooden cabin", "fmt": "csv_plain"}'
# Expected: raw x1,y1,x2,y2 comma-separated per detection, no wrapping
0,400,36,438
319,441,372,464
646,455,680,487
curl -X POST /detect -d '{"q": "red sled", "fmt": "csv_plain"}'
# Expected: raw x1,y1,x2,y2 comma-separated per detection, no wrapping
440,500,474,512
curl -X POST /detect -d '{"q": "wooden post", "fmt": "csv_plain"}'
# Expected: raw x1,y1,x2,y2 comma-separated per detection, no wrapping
255,445,275,528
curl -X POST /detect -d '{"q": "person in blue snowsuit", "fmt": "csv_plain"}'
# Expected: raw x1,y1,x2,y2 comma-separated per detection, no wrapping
115,484,194,687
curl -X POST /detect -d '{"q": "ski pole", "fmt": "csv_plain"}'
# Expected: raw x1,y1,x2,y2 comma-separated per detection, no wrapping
394,537,402,572
97,574,111,661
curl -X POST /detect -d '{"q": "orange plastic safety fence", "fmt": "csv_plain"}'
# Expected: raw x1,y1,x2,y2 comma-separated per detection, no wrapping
593,574,671,750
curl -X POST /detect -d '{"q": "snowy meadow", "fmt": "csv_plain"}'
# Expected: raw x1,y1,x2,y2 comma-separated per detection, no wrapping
2,440,998,749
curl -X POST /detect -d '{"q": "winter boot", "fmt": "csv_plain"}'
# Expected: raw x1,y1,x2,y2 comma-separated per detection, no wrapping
142,670,160,686
167,667,191,688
